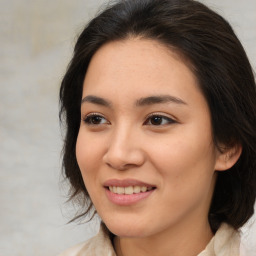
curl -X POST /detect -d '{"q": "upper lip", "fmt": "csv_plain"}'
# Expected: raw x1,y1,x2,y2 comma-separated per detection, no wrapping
103,179,156,188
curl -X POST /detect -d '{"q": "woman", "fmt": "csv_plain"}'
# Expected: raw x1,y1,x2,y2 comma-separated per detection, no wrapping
59,0,256,255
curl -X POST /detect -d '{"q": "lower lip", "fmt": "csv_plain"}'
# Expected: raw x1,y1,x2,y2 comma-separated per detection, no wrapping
105,188,155,206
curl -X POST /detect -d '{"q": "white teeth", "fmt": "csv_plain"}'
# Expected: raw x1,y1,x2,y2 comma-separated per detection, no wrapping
141,186,147,192
117,187,124,194
109,186,154,194
124,186,133,195
133,186,140,194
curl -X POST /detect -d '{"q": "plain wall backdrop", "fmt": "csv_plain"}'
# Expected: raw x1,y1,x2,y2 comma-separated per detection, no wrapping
0,0,255,255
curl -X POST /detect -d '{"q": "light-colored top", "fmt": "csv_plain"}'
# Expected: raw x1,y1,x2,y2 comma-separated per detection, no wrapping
58,223,241,256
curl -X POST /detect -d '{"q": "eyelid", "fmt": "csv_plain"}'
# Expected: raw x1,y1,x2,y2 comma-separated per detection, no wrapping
84,112,104,117
144,112,177,125
82,112,110,125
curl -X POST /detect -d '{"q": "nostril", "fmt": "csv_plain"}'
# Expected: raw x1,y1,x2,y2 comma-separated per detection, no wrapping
105,162,134,171
103,142,146,170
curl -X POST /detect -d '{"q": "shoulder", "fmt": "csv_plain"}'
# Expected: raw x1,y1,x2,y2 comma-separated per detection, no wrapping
57,224,116,256
57,241,86,256
199,223,241,256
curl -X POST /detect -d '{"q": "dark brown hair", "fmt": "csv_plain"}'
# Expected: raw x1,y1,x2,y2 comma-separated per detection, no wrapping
59,0,256,232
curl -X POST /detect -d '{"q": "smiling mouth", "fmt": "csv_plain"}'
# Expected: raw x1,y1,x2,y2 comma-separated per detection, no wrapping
107,186,155,195
104,180,156,205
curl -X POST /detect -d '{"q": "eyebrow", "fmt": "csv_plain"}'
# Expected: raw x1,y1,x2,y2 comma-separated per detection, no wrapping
81,94,187,107
135,95,187,106
81,95,112,107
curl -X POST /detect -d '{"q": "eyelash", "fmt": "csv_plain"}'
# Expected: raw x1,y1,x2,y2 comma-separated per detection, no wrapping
82,113,176,126
83,113,109,125
144,113,176,126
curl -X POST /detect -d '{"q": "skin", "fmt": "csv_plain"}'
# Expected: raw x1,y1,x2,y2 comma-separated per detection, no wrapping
76,38,239,256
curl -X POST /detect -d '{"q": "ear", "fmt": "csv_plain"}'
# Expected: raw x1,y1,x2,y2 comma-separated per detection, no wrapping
214,144,242,171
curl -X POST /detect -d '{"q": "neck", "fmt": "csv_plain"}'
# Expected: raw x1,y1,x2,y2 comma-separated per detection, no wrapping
114,219,213,256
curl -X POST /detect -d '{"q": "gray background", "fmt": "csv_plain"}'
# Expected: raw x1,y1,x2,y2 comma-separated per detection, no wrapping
0,0,255,255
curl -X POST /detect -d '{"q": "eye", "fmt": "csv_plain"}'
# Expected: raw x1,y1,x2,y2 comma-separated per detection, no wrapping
144,114,176,126
83,113,109,125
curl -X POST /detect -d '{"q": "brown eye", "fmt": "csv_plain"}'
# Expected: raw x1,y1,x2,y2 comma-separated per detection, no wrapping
144,115,176,126
83,114,108,125
150,116,163,125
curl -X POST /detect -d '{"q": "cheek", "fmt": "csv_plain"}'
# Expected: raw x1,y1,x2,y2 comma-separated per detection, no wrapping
150,135,216,213
76,131,106,207
76,132,88,170
76,131,101,182
148,124,216,186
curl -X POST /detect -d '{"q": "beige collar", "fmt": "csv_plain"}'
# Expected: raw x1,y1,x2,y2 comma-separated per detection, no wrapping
58,222,241,256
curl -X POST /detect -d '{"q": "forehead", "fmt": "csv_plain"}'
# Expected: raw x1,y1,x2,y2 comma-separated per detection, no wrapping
85,38,190,81
82,38,204,108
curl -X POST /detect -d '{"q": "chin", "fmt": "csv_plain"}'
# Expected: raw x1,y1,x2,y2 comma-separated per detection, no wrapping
103,218,150,238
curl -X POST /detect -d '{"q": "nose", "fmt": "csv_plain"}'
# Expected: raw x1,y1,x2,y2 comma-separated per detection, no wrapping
103,127,145,171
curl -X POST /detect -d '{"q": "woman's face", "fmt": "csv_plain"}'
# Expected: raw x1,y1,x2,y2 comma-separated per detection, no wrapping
76,39,221,238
